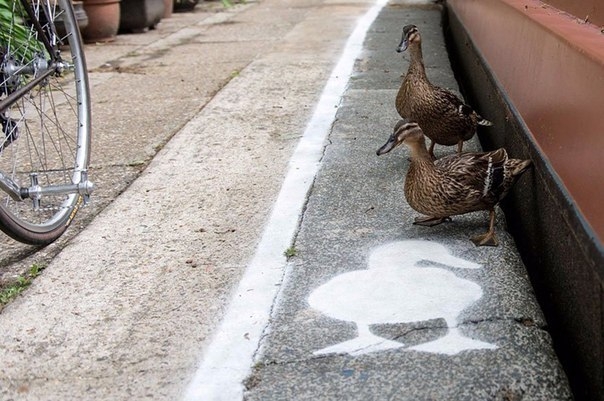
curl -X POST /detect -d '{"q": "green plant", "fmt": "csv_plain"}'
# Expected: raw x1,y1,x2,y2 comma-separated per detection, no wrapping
284,246,297,259
0,263,45,306
0,0,45,61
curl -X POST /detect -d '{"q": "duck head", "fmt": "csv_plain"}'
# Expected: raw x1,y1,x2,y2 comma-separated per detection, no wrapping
368,240,482,270
376,119,424,156
397,24,420,53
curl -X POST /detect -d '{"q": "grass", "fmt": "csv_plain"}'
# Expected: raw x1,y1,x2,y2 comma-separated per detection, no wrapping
284,246,297,259
0,263,45,307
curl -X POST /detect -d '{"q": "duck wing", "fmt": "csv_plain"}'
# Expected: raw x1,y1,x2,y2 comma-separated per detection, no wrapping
432,87,469,115
432,87,493,126
436,149,508,203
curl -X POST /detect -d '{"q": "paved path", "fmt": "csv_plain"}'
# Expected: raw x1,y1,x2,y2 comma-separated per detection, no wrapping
0,1,572,400
234,4,572,400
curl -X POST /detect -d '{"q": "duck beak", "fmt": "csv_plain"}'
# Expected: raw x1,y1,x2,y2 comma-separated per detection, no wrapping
376,134,397,156
397,37,409,53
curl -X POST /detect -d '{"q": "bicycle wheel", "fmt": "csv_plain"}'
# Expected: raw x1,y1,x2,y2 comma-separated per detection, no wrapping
0,0,92,245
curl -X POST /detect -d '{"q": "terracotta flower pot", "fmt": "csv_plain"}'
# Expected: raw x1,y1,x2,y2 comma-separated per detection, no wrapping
162,0,172,18
82,0,121,43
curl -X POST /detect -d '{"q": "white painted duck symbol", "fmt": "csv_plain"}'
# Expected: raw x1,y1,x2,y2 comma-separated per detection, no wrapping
308,240,497,356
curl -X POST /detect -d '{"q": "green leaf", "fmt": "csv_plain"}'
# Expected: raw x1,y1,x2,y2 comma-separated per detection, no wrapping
0,0,46,62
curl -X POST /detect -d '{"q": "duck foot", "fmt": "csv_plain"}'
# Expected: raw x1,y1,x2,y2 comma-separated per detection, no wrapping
413,216,452,227
314,333,404,356
472,209,498,246
409,328,497,355
471,232,498,247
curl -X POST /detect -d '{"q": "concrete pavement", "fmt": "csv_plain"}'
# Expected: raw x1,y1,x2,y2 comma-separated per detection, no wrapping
0,0,572,400
239,4,572,400
0,0,384,399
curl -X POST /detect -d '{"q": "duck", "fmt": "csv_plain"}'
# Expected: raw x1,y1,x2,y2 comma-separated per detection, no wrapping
395,24,492,159
376,120,531,247
308,240,497,356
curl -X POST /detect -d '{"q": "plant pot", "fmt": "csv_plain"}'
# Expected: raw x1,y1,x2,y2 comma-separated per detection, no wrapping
173,0,197,12
162,0,172,19
119,0,164,33
81,0,121,43
39,1,88,40
72,1,90,32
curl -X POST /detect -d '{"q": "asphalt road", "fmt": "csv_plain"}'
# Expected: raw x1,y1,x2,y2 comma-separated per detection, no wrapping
0,1,572,400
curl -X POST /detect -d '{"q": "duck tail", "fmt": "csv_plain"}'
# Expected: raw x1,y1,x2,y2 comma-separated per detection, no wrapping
477,115,493,127
510,159,532,176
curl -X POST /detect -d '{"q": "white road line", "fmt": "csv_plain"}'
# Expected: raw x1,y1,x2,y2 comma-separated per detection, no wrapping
182,1,387,399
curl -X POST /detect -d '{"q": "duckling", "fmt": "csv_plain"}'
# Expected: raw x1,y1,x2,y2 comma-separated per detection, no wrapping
395,24,492,159
376,120,531,247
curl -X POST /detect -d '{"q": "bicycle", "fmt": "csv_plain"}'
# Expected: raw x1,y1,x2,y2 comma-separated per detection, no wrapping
0,0,93,245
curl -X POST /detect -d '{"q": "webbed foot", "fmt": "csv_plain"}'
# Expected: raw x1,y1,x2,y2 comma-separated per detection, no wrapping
471,231,498,247
413,216,452,227
471,209,498,246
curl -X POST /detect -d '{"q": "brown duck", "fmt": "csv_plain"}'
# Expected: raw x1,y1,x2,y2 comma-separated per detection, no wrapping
377,120,531,247
395,24,492,158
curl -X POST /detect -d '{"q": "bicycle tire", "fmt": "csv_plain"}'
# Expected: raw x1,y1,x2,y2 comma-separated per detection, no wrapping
0,0,92,245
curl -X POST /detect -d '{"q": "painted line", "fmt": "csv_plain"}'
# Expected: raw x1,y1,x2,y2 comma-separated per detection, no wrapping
182,1,387,399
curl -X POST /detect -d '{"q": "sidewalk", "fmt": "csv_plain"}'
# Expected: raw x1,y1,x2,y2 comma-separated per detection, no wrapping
223,3,572,400
0,0,572,400
0,1,386,399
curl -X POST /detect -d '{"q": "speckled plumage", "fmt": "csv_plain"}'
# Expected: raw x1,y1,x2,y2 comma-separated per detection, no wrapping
377,120,531,246
395,25,492,158
404,148,527,218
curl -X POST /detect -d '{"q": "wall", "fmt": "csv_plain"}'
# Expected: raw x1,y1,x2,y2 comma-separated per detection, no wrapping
445,0,604,399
